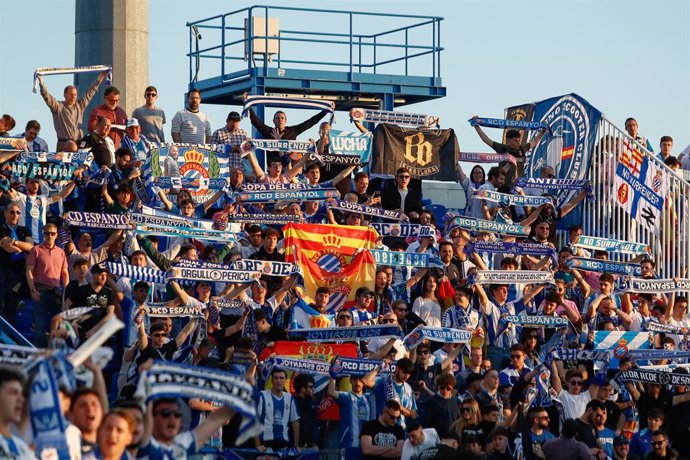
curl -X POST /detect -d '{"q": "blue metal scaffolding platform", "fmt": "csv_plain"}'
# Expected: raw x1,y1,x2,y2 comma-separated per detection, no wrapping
186,5,446,112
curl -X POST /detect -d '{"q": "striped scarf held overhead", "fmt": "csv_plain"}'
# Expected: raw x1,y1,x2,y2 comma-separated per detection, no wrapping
242,95,334,122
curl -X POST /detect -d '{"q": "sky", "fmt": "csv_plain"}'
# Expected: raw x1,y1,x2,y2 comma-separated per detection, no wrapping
1,0,689,155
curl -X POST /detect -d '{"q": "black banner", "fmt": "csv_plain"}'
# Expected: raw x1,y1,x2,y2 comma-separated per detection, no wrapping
619,369,690,387
503,103,536,145
371,124,459,180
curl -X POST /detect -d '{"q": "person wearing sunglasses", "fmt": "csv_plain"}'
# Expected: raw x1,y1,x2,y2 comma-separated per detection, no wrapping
132,86,166,143
411,341,462,402
368,358,417,430
25,222,67,346
420,372,460,437
360,400,404,460
352,287,377,325
551,367,601,421
647,430,677,460
450,399,481,442
136,397,235,459
381,166,423,220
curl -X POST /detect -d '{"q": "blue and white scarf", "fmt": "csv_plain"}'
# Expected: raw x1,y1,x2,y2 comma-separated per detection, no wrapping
502,315,568,328
472,189,552,207
514,177,592,196
567,257,642,276
329,356,382,378
628,349,690,360
573,235,651,255
464,240,557,263
446,216,530,237
30,358,71,460
234,186,339,203
33,65,112,93
137,361,261,444
136,224,237,243
287,325,402,342
403,326,471,349
468,270,555,285
227,213,300,224
64,211,132,229
0,344,40,366
166,264,257,283
330,199,402,221
645,321,686,335
553,348,611,363
10,162,78,181
370,223,435,238
308,152,363,166
146,303,205,318
469,117,549,131
350,107,439,128
66,316,123,368
18,151,94,166
263,356,331,376
240,139,315,155
228,259,301,277
370,249,443,268
620,277,690,294
242,95,334,122
155,176,228,190
105,262,167,284
458,152,516,166
619,369,690,387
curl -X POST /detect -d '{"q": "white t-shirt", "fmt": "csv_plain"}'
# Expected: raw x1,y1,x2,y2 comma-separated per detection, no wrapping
401,428,440,460
412,297,442,327
558,389,591,419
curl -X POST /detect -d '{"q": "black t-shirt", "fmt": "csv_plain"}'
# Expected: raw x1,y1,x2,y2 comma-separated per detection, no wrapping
574,419,598,448
637,390,673,430
411,363,443,397
361,419,404,460
602,399,622,431
257,325,288,348
79,132,112,168
419,444,458,460
136,339,178,365
0,224,32,271
68,284,115,339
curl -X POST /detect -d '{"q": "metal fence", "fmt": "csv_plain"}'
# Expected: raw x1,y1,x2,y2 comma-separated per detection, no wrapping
186,5,443,84
581,115,690,277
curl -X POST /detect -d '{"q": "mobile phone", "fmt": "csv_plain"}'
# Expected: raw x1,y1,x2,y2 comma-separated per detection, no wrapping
372,191,381,198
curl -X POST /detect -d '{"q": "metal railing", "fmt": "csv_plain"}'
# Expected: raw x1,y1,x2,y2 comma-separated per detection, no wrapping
582,116,690,277
186,5,443,85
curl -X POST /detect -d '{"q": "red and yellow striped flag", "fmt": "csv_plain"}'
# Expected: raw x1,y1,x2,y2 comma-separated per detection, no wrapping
283,223,378,272
561,145,575,160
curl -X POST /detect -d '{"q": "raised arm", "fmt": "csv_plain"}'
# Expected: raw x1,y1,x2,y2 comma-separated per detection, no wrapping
245,151,266,181
560,189,588,218
193,406,235,448
174,317,198,348
471,116,495,148
528,128,548,149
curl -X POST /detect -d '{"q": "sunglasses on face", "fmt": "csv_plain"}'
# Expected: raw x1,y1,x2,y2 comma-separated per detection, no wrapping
569,380,583,386
398,175,410,179
8,210,20,215
651,441,665,446
385,410,400,420
153,333,167,338
511,354,523,360
382,319,396,324
43,231,57,236
419,350,430,355
461,407,473,413
145,92,157,97
156,409,182,418
394,307,408,312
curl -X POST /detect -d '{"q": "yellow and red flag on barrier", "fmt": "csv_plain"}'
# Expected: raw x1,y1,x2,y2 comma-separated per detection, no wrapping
283,223,378,272
292,246,376,311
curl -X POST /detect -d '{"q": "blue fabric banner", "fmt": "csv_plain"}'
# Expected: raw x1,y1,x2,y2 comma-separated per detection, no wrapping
469,117,549,131
520,94,603,225
327,129,373,163
370,223,435,238
567,257,642,276
288,324,402,342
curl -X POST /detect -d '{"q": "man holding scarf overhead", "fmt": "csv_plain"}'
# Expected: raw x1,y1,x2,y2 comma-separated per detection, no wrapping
471,115,548,188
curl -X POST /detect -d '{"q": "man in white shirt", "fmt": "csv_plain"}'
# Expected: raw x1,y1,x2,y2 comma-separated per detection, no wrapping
550,366,599,419
401,420,439,460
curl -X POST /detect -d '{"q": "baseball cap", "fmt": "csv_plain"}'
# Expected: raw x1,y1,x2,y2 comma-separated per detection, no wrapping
613,435,629,446
90,263,108,274
227,111,241,121
126,118,140,128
